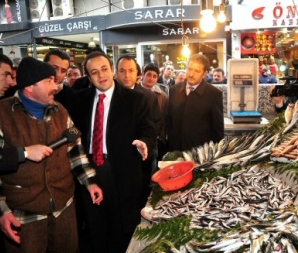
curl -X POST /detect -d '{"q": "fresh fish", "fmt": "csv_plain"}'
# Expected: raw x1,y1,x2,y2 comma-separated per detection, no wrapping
209,239,239,251
182,150,193,161
249,134,265,149
208,146,214,161
226,137,240,153
285,102,295,126
218,239,245,253
212,147,255,165
283,110,298,133
197,147,205,165
209,140,215,153
204,142,209,161
281,237,298,253
292,100,298,120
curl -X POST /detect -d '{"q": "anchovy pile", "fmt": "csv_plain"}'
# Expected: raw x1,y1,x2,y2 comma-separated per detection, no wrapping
143,166,298,252
185,213,298,253
144,166,296,231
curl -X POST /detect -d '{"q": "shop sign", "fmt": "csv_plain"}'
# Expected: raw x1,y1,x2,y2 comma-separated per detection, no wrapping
34,16,101,37
105,5,202,29
241,32,277,55
134,8,184,20
162,27,199,36
232,0,298,30
38,20,94,34
159,24,226,38
35,37,88,49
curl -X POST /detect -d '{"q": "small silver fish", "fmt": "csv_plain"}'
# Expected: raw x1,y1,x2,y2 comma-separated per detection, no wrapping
285,102,295,126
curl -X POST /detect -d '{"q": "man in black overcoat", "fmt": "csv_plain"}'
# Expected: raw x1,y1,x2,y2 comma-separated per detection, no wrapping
166,54,224,151
69,51,156,253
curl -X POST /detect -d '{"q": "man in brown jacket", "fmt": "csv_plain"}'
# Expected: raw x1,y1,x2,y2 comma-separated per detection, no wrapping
0,57,103,253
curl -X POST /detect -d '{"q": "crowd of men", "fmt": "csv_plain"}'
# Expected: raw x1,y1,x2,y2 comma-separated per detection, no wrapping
0,50,224,253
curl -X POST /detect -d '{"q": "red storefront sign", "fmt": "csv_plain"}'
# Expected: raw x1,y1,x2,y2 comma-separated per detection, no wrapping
241,32,277,54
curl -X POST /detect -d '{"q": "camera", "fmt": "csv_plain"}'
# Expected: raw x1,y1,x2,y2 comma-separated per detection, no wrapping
270,77,298,97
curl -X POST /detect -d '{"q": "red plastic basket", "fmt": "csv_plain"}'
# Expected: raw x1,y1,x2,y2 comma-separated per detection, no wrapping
151,161,196,191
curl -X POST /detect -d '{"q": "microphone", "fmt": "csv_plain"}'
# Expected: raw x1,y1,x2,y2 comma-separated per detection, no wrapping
48,127,82,149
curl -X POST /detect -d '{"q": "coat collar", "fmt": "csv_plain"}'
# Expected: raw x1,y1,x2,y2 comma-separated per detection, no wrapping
177,80,209,96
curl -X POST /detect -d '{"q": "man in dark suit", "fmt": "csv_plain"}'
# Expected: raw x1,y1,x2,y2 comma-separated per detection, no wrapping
115,55,162,206
166,54,224,151
68,51,156,253
157,63,175,88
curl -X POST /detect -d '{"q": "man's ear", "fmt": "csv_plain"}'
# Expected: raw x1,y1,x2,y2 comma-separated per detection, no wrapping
23,85,34,94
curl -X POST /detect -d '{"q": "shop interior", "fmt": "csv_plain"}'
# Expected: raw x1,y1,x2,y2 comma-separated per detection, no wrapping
241,29,298,78
2,28,298,79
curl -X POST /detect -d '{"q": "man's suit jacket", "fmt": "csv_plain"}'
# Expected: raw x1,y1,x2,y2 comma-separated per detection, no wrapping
54,83,75,112
134,84,161,142
166,80,224,151
69,80,156,232
72,76,92,91
157,76,175,87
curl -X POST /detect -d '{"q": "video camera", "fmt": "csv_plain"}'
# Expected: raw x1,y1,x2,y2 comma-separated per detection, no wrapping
270,77,298,97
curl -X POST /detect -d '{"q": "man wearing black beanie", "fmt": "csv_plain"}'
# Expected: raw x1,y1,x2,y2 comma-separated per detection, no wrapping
0,56,103,253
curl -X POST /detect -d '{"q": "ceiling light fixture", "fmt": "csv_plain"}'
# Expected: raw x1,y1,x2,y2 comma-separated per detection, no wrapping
213,0,222,5
217,2,226,23
200,0,217,33
88,38,96,48
182,36,190,58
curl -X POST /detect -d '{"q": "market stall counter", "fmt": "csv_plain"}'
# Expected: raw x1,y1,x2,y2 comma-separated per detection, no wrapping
224,116,269,138
127,110,298,253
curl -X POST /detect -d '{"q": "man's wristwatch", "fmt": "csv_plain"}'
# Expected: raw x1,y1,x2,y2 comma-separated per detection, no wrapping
24,147,28,158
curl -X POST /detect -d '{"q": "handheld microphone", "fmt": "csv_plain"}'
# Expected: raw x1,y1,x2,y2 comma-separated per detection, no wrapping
48,127,82,149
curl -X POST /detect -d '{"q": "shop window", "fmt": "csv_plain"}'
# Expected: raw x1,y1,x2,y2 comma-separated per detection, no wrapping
141,41,223,71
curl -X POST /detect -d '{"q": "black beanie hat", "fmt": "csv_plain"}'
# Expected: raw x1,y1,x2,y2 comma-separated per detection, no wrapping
16,57,56,89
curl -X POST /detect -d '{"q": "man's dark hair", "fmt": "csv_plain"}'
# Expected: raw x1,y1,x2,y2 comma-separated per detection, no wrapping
189,54,210,72
83,51,113,77
68,65,82,75
0,54,13,68
144,63,160,76
85,47,104,55
115,55,138,72
213,67,225,76
43,49,70,64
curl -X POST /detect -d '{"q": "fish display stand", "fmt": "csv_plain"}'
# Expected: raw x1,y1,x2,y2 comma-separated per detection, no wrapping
127,113,298,253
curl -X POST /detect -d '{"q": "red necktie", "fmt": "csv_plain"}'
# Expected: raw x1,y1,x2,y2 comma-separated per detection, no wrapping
92,93,106,166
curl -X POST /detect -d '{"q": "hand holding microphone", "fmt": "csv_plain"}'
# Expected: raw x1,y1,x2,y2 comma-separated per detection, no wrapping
25,127,82,162
48,127,82,149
